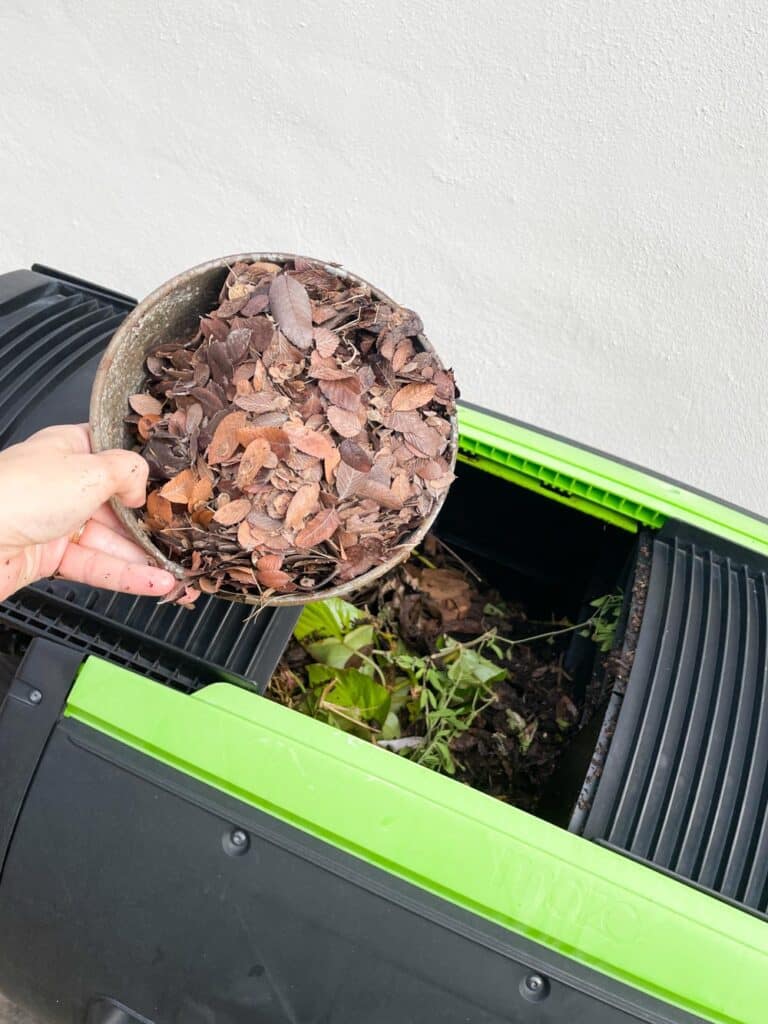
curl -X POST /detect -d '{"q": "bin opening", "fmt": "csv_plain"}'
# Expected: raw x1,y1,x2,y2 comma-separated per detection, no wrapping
270,457,641,825
435,460,637,621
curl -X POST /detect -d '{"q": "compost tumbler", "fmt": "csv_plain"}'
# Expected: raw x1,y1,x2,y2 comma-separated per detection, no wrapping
0,266,765,1024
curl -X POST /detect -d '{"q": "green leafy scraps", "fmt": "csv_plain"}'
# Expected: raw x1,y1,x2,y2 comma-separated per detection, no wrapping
276,588,621,777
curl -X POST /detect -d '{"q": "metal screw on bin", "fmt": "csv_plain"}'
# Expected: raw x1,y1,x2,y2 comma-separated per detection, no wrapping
520,973,550,1002
222,827,250,856
28,689,42,705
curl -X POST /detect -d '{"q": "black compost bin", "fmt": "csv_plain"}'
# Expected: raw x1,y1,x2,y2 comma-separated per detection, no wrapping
0,266,764,1024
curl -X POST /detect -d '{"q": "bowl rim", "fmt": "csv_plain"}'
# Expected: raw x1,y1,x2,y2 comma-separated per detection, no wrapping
90,252,458,607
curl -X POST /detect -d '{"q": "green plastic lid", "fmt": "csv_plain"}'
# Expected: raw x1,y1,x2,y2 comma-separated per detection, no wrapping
458,404,768,556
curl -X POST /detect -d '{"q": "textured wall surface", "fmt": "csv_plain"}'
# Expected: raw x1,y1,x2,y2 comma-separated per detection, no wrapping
2,2,768,511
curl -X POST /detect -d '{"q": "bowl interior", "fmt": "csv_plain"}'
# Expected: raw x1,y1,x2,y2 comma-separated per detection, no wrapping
95,265,228,453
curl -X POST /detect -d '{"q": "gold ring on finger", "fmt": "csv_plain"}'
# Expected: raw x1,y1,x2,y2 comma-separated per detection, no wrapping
69,522,88,545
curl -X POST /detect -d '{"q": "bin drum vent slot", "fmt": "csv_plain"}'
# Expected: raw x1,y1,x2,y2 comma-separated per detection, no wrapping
581,535,768,917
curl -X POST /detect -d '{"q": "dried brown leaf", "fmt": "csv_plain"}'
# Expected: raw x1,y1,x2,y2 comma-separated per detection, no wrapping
214,296,249,319
311,303,337,324
318,376,362,411
146,490,173,527
337,544,382,581
240,293,270,317
190,505,214,527
237,520,258,550
307,360,354,381
137,414,161,440
207,411,248,464
228,283,253,301
391,473,412,504
391,382,437,411
246,318,275,354
391,338,415,372
190,386,226,417
256,554,283,572
233,392,291,414
160,469,197,504
251,426,290,461
213,498,252,526
295,508,341,548
284,483,320,530
314,326,339,357
236,438,272,487
285,425,336,461
268,273,314,349
402,424,443,458
327,405,367,438
186,403,204,434
245,261,282,277
198,576,223,595
129,394,163,416
257,568,295,590
414,458,448,481
188,475,213,511
227,567,259,586
335,461,365,499
324,446,341,484
355,475,404,509
339,439,373,472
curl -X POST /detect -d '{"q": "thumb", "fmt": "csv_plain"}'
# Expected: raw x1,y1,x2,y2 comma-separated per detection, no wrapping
91,449,150,508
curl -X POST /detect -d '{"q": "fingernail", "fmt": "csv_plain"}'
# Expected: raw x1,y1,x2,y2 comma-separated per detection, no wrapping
152,570,176,591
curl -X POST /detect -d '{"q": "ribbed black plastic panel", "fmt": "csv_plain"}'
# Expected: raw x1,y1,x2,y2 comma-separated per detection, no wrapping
0,268,299,693
0,269,130,448
583,533,768,916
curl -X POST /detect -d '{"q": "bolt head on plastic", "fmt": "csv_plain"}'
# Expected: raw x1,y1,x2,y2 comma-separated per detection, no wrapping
520,973,550,1002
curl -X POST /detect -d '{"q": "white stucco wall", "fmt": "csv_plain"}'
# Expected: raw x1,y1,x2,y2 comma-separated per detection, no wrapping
2,2,768,512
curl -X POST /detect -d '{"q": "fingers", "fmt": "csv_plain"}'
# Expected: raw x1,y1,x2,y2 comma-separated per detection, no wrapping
22,425,149,507
90,503,128,533
57,543,176,597
78,519,154,566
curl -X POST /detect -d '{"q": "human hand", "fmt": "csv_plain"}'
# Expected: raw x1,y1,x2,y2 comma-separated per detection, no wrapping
0,424,177,602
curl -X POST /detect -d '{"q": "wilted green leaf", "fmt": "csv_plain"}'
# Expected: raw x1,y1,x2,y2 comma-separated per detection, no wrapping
506,709,526,733
381,710,402,740
389,680,411,714
344,624,376,651
305,638,355,668
294,598,367,643
447,648,506,689
306,663,337,686
327,668,391,724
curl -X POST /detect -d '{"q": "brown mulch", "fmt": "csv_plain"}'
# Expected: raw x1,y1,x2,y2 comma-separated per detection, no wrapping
126,257,456,604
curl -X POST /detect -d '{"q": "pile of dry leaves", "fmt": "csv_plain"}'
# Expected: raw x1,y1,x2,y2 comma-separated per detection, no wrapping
127,258,456,601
